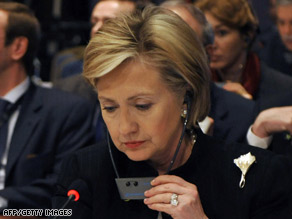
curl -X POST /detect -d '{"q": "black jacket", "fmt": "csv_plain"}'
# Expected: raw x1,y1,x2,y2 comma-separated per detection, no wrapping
52,130,292,218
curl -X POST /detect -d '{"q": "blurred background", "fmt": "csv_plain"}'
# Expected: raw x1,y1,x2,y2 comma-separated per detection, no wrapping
1,0,273,82
3,0,96,81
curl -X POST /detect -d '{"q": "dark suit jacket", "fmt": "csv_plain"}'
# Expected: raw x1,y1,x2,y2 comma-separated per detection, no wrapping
209,83,255,143
255,63,292,102
255,91,292,113
257,31,292,77
0,82,95,209
52,130,292,218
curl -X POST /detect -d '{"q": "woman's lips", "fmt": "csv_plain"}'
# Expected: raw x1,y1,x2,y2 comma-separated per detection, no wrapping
210,55,220,62
124,141,145,149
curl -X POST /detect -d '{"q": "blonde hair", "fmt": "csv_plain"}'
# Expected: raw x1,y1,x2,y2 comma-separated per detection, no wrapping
196,0,258,40
83,6,210,127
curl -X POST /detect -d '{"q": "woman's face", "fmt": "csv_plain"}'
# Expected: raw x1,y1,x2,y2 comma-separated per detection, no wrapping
205,12,247,71
97,60,184,164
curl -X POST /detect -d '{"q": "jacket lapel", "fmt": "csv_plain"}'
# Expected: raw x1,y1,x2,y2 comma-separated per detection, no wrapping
5,83,42,177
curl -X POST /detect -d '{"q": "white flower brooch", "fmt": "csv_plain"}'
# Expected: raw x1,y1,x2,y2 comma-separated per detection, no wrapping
234,152,256,188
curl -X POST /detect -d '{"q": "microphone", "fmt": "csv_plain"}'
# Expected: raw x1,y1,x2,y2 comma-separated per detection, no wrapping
52,179,89,219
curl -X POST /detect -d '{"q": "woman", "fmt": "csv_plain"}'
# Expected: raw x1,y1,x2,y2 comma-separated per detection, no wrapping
195,0,292,101
52,6,291,218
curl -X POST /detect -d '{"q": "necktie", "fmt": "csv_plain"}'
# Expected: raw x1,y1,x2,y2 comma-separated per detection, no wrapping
0,99,11,158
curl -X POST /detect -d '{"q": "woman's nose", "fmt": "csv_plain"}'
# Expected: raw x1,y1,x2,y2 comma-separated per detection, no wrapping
212,37,218,50
118,109,138,136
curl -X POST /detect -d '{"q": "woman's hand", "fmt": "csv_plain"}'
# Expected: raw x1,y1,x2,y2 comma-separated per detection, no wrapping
223,81,253,99
144,175,208,219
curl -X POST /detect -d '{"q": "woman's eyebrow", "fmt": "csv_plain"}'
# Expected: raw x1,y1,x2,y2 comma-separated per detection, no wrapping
98,96,115,102
127,93,154,101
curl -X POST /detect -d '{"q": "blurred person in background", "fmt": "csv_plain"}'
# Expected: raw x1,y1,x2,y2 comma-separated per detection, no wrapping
51,0,136,83
257,0,292,77
163,0,292,158
0,2,94,210
161,0,255,143
196,0,292,160
196,0,292,102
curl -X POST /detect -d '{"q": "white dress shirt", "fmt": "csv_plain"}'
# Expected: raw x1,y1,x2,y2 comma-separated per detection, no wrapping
246,125,273,149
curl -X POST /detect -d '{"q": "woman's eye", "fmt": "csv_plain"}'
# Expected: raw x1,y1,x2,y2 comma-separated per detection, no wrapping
216,29,228,37
135,104,152,111
102,106,117,113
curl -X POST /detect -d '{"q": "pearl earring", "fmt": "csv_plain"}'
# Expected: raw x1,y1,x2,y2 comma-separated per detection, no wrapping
181,109,187,118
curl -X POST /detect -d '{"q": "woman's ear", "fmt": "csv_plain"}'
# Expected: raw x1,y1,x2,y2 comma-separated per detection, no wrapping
10,36,28,61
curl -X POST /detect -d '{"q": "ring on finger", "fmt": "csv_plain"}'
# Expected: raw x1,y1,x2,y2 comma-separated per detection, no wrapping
170,193,179,206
